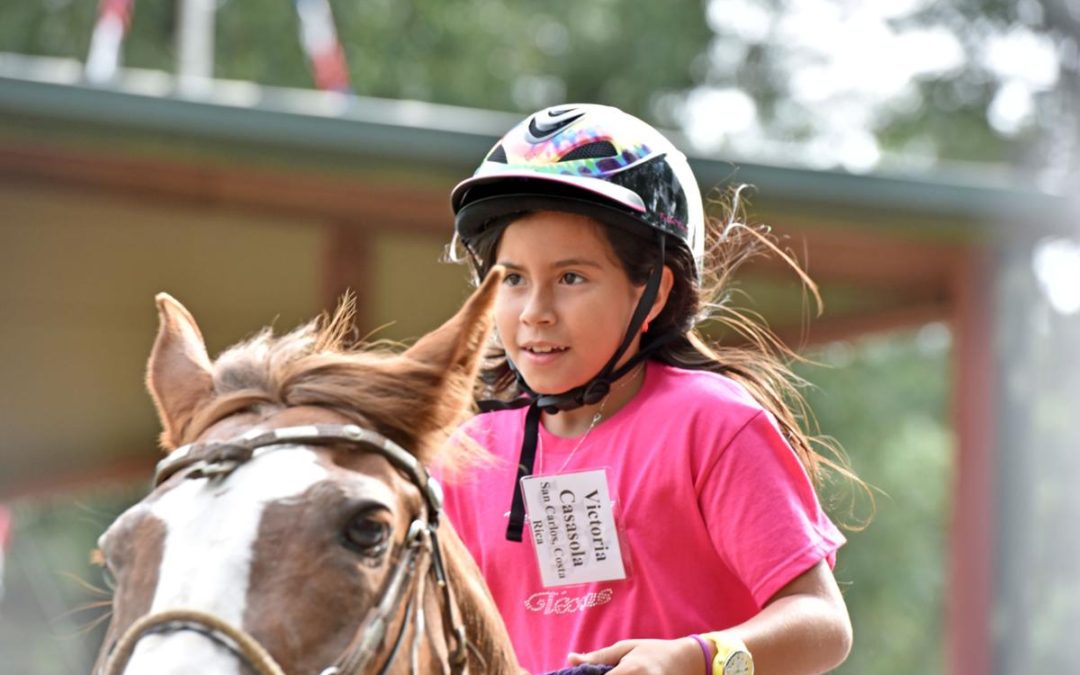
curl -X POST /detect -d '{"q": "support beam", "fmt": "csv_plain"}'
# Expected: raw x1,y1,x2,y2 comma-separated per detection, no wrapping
748,226,960,294
321,222,373,326
0,454,156,501
947,246,994,675
0,144,452,232
772,298,951,348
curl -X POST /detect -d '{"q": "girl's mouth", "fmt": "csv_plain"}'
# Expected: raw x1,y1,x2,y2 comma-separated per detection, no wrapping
524,345,568,354
520,345,569,364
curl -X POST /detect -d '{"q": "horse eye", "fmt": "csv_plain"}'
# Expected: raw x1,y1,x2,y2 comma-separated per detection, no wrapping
342,510,390,558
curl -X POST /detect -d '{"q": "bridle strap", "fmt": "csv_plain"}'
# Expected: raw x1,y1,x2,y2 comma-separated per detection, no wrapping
103,608,287,675
154,424,444,526
332,521,428,675
105,423,469,675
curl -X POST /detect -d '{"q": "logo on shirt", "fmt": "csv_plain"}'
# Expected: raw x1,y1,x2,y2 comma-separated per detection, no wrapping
523,588,614,615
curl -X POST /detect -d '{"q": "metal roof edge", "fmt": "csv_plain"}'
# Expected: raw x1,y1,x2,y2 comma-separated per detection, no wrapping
0,53,517,171
1,53,1071,227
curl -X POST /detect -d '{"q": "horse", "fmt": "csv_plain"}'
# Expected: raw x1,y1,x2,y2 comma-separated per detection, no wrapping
92,268,524,675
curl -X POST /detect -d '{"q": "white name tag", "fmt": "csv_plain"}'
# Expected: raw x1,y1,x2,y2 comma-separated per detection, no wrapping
521,469,626,588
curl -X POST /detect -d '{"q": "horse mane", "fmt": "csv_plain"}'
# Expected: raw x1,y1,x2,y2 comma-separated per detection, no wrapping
180,298,483,470
441,525,521,673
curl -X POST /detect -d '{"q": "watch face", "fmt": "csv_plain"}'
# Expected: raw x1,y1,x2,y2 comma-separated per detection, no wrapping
723,652,754,675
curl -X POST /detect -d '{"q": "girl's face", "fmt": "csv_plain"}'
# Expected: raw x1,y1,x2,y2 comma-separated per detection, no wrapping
493,211,652,395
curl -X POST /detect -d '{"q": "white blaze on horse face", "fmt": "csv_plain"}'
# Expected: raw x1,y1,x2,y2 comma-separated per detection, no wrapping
123,446,327,674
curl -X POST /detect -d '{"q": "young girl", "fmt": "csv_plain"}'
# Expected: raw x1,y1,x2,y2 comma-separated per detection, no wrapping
442,104,856,675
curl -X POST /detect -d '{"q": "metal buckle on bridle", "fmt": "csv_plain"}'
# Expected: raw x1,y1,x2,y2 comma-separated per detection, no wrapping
186,458,240,480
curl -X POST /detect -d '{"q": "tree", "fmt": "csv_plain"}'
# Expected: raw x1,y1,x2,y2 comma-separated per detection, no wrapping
0,0,711,121
696,0,1080,188
796,328,952,673
3,0,1076,186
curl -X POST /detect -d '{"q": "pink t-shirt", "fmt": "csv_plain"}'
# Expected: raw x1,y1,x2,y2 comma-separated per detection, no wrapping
443,361,845,673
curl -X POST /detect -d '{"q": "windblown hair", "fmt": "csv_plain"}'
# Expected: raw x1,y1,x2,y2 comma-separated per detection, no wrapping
178,300,478,468
456,186,873,527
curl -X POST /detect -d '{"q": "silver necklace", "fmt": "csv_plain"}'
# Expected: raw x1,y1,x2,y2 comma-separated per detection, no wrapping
538,363,644,475
541,404,606,476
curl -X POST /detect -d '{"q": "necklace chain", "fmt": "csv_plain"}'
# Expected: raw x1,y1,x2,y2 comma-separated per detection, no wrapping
545,406,604,476
539,363,644,476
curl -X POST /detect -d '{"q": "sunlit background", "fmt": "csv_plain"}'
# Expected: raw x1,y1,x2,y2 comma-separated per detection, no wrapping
0,0,1077,673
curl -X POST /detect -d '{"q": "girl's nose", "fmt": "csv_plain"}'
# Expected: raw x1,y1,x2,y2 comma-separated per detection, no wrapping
520,286,556,326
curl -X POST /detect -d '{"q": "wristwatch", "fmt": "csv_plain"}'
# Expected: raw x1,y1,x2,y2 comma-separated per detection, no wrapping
701,632,754,675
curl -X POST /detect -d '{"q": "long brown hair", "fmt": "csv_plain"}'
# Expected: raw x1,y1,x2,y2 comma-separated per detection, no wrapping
455,186,873,528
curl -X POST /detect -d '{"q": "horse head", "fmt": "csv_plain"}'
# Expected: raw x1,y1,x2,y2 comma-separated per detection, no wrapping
93,269,520,675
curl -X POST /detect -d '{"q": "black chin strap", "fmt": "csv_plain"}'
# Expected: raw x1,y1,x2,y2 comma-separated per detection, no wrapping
479,237,672,542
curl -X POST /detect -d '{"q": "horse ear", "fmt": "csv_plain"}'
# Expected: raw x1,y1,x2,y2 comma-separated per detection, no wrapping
146,293,215,450
401,267,504,431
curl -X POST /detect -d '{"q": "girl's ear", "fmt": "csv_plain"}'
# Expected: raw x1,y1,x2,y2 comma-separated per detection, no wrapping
146,293,215,450
644,265,676,330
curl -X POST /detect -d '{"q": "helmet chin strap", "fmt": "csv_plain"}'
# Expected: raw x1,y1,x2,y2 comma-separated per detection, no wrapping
478,237,670,542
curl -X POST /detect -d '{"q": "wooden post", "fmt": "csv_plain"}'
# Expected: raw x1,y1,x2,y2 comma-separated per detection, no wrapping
947,244,994,675
322,221,372,329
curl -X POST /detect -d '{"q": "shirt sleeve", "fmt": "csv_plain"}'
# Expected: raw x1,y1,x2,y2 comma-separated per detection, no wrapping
696,410,846,608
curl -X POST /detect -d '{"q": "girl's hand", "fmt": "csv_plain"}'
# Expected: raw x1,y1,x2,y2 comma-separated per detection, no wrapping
568,637,706,675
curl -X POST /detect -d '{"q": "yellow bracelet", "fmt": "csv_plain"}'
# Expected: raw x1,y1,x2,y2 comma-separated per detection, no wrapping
700,632,754,675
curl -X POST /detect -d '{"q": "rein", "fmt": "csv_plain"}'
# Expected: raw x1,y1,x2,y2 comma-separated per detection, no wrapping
101,423,469,675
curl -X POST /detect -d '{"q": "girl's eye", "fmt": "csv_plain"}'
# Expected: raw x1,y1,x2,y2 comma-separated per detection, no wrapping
560,272,586,285
503,273,524,286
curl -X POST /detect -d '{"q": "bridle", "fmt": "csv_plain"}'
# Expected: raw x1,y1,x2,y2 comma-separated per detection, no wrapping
100,423,471,675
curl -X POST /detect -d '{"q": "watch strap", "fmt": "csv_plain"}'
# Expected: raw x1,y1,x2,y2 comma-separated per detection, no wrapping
700,632,753,675
689,634,713,675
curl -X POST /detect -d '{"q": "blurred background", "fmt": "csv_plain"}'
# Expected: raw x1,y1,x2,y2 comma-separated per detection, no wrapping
0,0,1077,673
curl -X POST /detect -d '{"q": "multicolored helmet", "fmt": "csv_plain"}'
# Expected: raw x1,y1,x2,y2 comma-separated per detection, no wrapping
451,104,705,275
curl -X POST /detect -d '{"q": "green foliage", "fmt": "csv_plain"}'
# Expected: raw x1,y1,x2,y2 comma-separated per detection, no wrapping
0,0,711,124
0,0,98,60
797,327,952,674
0,486,142,674
992,241,1080,672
